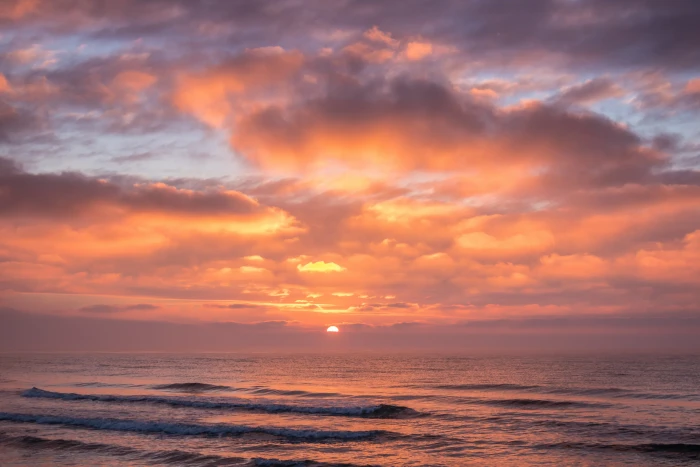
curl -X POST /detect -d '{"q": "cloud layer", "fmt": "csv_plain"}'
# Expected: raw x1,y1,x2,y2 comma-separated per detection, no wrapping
1,0,699,349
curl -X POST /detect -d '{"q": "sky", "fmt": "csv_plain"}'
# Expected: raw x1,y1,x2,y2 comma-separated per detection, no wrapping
1,0,700,351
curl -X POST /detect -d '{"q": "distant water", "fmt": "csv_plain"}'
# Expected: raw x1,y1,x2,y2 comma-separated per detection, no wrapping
1,354,699,466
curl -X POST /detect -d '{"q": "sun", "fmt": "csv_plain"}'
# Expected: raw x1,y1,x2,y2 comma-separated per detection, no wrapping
326,325,339,333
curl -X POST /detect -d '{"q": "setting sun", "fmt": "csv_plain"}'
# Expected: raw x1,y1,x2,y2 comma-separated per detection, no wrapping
326,326,339,333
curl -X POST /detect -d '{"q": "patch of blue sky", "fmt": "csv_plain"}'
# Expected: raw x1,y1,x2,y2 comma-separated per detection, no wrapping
26,120,246,181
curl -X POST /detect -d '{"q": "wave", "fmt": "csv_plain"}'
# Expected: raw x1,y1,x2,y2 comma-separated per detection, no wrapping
0,433,378,466
154,382,346,399
545,387,629,396
636,444,700,454
473,398,611,409
541,387,700,401
0,433,137,457
0,412,386,441
487,416,700,442
71,380,351,399
22,387,418,418
74,382,145,389
606,391,700,401
539,441,700,459
435,383,541,391
151,382,234,392
431,383,700,401
249,387,344,398
252,461,378,467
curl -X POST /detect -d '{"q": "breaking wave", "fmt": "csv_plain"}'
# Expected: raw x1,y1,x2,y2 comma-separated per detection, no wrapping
0,412,387,441
22,387,418,418
67,380,361,399
154,383,348,399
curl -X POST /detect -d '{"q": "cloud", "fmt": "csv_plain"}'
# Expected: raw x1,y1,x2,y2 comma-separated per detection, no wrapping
342,26,398,63
172,48,304,127
5,1,700,72
553,77,625,106
0,159,282,220
389,321,423,329
110,152,158,164
0,0,39,21
0,100,43,142
404,41,433,61
635,76,700,114
204,303,261,309
79,303,160,313
230,76,664,192
1,0,700,343
297,261,346,273
250,320,288,328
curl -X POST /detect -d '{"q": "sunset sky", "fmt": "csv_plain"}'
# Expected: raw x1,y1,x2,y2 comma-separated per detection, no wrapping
1,0,699,351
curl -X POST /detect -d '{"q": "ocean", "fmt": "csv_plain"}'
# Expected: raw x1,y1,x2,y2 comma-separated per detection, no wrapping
0,353,698,466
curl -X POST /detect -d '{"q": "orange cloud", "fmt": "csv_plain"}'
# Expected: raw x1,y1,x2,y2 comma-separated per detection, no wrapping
538,254,608,279
230,78,663,192
172,48,304,127
684,78,700,94
297,261,346,273
1,9,699,335
0,0,38,20
0,162,304,301
0,74,11,93
456,230,555,254
340,27,400,63
404,41,433,60
363,26,399,47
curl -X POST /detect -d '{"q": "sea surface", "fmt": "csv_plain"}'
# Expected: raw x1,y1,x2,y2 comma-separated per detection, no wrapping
0,353,699,466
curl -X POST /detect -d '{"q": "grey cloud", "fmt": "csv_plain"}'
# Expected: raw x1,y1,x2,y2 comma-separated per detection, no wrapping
79,303,160,313
0,158,261,218
5,1,700,72
553,78,625,106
